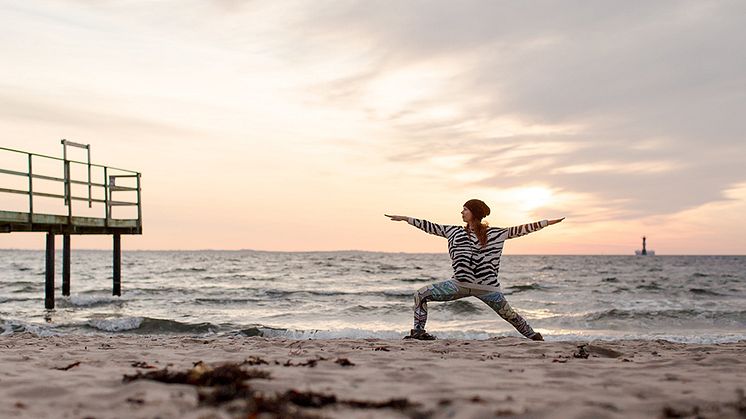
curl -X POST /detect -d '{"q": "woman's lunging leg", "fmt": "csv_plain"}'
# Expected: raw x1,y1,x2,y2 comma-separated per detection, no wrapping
413,280,467,330
478,292,538,339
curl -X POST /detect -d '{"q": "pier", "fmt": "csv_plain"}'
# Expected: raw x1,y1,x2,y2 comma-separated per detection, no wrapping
0,141,142,308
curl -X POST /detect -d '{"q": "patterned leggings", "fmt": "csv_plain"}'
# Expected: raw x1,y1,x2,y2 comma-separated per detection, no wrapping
413,280,538,339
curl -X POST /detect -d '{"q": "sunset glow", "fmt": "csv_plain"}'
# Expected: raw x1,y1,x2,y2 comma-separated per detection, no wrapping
0,1,744,254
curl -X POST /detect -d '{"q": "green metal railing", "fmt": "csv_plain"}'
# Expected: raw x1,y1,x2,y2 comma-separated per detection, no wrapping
0,143,141,227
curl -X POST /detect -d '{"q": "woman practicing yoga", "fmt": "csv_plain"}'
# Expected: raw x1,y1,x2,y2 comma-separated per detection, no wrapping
386,199,563,341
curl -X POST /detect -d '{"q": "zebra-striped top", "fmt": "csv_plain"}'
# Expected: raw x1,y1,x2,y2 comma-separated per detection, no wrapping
408,217,549,289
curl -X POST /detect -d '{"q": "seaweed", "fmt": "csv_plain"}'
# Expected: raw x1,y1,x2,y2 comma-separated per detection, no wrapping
123,360,428,418
53,361,81,371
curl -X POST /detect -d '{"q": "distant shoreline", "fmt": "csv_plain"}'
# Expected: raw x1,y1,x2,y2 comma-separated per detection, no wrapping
0,248,745,256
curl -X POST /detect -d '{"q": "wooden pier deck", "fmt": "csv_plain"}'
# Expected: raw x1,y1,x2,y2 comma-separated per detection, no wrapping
0,210,140,234
1,142,142,308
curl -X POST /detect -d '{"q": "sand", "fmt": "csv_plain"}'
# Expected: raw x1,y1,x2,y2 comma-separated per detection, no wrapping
1,334,745,418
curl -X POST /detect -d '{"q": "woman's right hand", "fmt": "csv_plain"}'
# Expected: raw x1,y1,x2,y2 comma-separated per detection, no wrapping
384,214,409,222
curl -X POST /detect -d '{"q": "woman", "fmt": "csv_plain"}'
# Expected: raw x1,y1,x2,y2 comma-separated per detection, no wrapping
385,199,563,341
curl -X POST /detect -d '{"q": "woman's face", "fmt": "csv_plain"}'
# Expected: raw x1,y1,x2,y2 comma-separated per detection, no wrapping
461,206,474,223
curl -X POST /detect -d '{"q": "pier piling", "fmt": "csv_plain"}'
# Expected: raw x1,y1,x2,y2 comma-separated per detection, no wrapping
62,234,71,296
45,233,55,309
113,234,121,296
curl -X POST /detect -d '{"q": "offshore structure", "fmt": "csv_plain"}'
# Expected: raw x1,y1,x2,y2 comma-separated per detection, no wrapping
635,236,655,256
0,141,142,308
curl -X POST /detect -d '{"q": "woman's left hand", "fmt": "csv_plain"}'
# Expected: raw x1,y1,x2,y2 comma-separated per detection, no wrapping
548,217,565,225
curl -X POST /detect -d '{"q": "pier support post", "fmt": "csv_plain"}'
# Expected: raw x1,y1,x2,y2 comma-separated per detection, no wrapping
62,234,71,296
45,233,55,309
113,233,121,296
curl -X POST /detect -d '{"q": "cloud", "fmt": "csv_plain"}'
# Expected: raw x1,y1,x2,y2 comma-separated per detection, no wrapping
287,0,746,220
2,0,744,236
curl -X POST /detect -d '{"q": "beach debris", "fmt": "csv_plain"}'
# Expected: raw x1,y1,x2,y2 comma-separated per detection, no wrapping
125,397,145,405
123,361,427,418
660,404,701,418
373,346,390,351
334,357,355,367
131,361,157,369
242,355,269,366
279,357,328,367
53,361,81,371
573,345,590,359
122,361,270,385
344,397,417,410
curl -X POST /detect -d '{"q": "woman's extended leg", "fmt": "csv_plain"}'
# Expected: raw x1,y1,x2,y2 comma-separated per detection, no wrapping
477,291,541,340
413,280,468,331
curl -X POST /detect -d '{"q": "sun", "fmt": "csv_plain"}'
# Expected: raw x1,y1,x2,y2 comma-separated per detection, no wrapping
512,186,554,211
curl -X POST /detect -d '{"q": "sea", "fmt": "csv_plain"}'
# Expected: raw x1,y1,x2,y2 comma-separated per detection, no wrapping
1,250,745,343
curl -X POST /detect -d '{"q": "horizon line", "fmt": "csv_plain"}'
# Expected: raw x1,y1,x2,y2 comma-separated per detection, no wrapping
0,248,744,256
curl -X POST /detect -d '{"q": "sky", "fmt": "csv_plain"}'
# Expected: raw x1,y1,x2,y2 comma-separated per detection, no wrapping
0,0,744,254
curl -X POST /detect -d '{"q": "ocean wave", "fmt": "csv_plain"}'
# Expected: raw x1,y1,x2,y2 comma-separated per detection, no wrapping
0,319,60,337
689,288,725,296
201,274,264,281
262,289,411,299
166,267,208,273
344,304,403,314
0,296,37,304
63,295,127,307
195,297,261,305
257,327,407,340
635,282,663,291
394,276,442,283
11,285,41,293
4,318,745,344
382,290,412,298
438,300,482,314
504,283,545,293
583,308,746,324
87,317,143,332
238,327,746,343
86,317,219,334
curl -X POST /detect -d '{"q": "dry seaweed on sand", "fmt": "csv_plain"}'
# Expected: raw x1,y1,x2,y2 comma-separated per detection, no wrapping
53,361,81,371
573,345,590,359
123,360,428,418
122,361,270,385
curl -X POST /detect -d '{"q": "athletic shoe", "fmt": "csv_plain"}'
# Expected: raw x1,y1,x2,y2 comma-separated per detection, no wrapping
403,329,436,340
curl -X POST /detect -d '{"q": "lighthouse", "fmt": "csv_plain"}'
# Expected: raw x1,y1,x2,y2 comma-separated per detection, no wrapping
635,236,655,256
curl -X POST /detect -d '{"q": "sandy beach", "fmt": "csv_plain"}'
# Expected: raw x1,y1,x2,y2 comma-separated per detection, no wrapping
0,334,744,418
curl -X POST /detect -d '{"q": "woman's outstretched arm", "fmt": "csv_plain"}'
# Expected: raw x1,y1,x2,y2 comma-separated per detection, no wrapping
506,217,564,239
385,214,449,238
